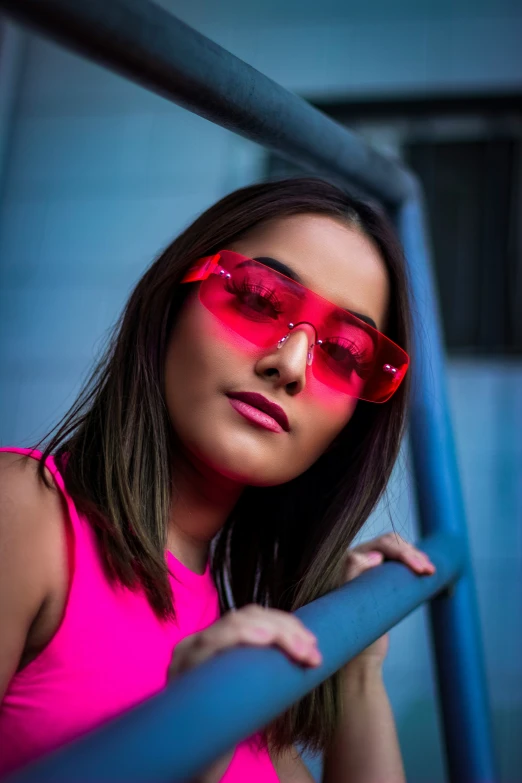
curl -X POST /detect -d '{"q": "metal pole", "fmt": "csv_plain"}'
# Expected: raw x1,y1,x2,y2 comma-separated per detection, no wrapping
0,0,412,207
397,190,498,783
4,533,461,783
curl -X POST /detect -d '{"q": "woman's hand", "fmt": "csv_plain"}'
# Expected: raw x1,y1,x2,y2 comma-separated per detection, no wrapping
168,604,322,681
168,607,322,783
342,533,436,671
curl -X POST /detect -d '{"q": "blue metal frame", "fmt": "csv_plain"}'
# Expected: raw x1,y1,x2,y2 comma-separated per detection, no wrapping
4,533,464,783
0,1,498,781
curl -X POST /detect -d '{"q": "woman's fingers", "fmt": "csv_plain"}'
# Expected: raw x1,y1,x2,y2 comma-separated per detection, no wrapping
205,606,320,664
169,536,437,684
352,533,436,575
168,604,322,681
227,606,322,665
344,550,384,581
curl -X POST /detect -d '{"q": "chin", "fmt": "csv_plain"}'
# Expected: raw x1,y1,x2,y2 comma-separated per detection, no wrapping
190,438,290,486
208,450,276,485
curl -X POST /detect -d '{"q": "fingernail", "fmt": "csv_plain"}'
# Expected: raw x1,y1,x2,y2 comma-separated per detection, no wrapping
367,552,382,564
415,556,435,571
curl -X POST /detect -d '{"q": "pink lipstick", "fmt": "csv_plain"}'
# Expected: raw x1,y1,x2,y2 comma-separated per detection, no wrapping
226,392,290,433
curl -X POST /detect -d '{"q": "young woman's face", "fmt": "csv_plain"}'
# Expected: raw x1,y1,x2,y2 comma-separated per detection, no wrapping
164,214,390,486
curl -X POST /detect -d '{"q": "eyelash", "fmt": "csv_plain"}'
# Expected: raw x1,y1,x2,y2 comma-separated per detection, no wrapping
323,336,374,375
225,279,284,314
226,278,373,373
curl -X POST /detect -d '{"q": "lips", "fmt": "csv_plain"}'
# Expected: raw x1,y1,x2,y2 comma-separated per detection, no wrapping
226,392,290,432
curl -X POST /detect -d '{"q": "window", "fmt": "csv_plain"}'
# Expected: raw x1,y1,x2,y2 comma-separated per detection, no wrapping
267,93,522,354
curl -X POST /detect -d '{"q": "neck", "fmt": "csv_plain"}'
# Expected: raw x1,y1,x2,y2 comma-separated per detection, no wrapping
167,449,244,575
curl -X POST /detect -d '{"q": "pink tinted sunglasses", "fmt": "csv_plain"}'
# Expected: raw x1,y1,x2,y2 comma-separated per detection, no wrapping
181,250,409,403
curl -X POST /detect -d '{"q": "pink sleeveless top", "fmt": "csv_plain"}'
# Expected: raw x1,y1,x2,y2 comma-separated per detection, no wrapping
0,448,279,782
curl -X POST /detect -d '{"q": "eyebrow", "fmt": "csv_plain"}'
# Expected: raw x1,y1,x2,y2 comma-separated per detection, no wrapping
252,256,378,330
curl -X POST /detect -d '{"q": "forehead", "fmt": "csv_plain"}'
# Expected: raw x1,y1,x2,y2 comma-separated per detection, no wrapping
229,214,390,332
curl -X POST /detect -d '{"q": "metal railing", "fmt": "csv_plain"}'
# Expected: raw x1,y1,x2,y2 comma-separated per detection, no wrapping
0,1,497,781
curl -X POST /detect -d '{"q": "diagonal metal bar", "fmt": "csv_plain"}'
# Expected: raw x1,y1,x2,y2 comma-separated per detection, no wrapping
4,532,462,783
0,0,414,207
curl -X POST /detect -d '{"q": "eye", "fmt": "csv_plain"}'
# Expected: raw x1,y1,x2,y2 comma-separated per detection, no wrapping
319,337,374,378
225,278,283,321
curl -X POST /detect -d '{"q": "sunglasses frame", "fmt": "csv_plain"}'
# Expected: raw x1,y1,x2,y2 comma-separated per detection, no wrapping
181,251,409,403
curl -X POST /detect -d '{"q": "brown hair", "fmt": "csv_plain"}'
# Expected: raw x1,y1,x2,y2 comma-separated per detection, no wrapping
39,177,413,756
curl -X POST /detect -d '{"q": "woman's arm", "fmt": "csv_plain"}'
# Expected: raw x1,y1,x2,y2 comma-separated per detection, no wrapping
272,670,404,783
319,534,435,783
273,666,405,783
322,661,405,783
273,662,406,783
273,664,404,783
0,453,63,702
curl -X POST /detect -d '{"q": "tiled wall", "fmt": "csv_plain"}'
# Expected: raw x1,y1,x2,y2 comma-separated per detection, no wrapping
0,8,521,780
0,28,265,448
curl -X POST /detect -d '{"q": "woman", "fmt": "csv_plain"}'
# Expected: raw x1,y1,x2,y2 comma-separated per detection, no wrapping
0,177,435,782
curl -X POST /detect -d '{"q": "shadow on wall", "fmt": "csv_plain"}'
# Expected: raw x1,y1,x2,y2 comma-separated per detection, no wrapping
399,701,522,783
492,704,522,782
399,698,446,783
301,685,522,783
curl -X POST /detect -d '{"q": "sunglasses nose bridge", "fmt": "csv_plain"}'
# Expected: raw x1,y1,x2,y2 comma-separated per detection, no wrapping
276,321,319,366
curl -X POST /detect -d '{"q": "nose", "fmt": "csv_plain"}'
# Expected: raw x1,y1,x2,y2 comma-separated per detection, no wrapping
255,324,316,394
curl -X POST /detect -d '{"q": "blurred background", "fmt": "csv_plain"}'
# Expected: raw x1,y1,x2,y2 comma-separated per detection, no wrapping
0,1,521,780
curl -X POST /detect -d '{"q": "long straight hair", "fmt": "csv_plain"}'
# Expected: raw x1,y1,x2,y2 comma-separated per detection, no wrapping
39,177,413,755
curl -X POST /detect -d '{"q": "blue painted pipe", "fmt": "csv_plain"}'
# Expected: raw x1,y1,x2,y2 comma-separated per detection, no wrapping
0,0,412,207
4,533,461,783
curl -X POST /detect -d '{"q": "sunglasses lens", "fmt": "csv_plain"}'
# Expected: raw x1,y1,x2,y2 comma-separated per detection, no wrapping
197,252,408,402
314,339,408,402
200,259,298,346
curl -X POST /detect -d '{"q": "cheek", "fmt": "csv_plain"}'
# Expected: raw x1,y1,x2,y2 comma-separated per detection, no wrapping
181,294,263,361
164,298,219,411
167,297,234,374
305,372,358,420
291,380,357,466
164,297,261,429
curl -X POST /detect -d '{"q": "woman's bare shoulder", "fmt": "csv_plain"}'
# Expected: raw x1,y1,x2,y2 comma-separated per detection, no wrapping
0,451,70,696
0,449,66,587
0,448,67,574
0,449,55,492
